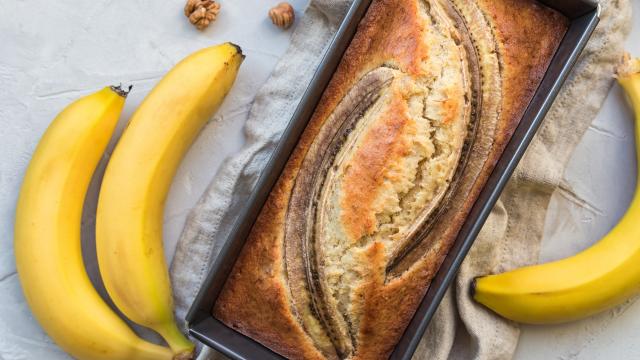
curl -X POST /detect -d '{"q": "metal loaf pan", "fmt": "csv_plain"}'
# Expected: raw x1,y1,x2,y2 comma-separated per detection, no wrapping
186,0,600,358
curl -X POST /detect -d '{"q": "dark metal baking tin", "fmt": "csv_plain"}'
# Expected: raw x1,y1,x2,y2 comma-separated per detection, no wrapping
186,0,600,359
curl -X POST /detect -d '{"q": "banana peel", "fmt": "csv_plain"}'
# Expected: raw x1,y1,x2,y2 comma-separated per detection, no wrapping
96,43,243,356
14,86,174,360
471,53,640,325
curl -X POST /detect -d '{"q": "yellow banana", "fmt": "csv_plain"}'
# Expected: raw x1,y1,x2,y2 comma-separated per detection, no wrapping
15,86,174,360
96,43,244,356
472,54,640,325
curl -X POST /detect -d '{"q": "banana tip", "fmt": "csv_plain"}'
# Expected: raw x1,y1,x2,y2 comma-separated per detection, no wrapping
173,350,194,360
228,42,245,60
469,277,479,299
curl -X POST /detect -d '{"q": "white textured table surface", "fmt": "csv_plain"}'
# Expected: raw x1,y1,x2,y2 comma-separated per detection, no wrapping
0,1,637,359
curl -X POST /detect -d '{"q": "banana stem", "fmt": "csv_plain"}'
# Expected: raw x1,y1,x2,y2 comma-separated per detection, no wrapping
617,54,640,161
109,84,133,98
618,58,640,250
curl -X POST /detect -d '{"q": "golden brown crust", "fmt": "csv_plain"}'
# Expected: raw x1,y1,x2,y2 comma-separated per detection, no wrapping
214,0,567,359
340,93,413,241
480,0,568,148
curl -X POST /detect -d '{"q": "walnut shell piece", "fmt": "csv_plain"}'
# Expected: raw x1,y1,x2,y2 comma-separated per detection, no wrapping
184,0,220,31
268,2,295,29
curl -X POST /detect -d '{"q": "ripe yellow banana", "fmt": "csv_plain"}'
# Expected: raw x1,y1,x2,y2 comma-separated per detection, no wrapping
15,86,174,360
96,43,244,356
472,54,640,325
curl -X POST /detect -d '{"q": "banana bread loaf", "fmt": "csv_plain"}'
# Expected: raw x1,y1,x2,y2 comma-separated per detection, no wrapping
214,0,567,358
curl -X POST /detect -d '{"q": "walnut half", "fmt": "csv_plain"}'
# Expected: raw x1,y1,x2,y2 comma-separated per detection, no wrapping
268,2,295,30
184,0,220,31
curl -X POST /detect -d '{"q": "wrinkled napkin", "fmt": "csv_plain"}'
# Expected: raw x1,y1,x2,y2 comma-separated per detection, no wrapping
170,0,632,359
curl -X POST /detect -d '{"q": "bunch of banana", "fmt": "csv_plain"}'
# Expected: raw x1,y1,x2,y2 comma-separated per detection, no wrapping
14,42,243,359
473,53,640,325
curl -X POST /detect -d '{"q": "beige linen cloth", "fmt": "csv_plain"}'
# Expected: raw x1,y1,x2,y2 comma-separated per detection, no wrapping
170,1,632,359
